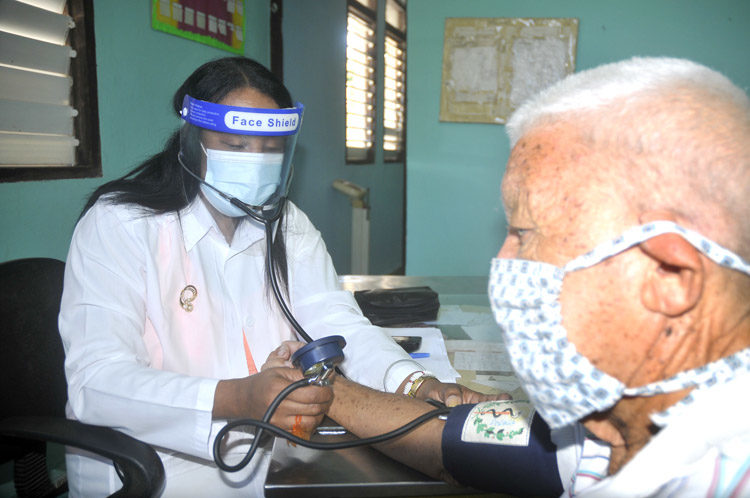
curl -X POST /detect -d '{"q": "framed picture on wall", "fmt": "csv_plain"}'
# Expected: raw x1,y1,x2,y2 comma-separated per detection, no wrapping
439,17,579,124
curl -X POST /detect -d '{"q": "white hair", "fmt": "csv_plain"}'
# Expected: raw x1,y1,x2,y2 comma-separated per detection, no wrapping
506,57,750,146
506,57,750,257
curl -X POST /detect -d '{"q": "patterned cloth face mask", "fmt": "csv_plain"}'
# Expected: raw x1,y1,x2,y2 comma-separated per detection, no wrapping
488,220,750,430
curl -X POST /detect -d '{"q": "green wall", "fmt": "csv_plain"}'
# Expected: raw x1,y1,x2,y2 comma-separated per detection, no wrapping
405,0,750,276
3,1,750,278
0,1,270,263
0,0,404,277
283,0,406,275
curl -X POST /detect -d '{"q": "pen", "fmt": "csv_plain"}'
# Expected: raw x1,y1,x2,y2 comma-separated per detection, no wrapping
409,352,430,359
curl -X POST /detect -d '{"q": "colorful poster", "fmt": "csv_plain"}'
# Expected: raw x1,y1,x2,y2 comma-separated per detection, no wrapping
152,0,245,54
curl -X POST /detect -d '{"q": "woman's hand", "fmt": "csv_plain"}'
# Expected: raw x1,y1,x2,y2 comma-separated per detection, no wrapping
214,342,333,435
249,366,332,433
258,341,335,436
261,340,307,370
413,378,511,407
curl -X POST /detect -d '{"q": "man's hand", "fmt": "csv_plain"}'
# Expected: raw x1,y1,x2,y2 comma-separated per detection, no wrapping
414,378,511,407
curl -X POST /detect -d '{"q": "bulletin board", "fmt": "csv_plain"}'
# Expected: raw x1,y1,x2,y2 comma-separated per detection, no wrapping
439,18,578,124
152,0,246,54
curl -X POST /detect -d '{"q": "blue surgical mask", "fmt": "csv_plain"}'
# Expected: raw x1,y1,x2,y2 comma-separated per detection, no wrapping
488,221,750,429
200,144,284,218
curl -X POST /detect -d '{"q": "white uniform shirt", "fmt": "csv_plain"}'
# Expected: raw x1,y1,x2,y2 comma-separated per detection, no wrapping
59,197,422,496
566,371,750,497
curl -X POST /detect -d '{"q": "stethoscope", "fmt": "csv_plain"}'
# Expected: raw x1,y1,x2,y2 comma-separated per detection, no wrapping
181,157,451,471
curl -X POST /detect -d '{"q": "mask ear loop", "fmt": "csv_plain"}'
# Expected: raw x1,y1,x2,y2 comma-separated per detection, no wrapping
189,142,234,205
177,150,194,208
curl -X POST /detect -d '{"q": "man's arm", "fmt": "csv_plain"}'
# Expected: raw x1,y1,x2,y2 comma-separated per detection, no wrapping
328,377,453,482
330,378,565,497
261,343,451,480
263,343,565,496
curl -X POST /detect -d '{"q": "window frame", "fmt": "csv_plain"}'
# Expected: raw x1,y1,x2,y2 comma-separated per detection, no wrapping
0,0,101,183
345,0,377,164
383,18,405,163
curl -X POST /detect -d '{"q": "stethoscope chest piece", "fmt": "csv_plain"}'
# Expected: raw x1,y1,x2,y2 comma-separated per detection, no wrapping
291,335,346,383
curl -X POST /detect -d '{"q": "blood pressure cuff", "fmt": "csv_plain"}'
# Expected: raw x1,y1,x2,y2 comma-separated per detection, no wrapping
353,286,439,326
442,400,563,497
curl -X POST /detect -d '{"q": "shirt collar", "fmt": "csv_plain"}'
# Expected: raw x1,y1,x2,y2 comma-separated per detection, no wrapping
179,196,266,253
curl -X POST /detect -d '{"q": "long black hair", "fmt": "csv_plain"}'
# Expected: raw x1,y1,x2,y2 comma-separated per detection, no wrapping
81,57,293,290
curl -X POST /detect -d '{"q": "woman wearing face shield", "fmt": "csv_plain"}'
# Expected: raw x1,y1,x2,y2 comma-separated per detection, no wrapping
58,57,495,496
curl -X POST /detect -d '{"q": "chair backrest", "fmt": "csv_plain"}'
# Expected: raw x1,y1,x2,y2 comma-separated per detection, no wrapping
0,258,67,420
0,258,166,497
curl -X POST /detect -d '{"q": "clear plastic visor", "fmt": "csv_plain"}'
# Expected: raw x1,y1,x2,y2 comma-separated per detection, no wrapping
178,94,303,209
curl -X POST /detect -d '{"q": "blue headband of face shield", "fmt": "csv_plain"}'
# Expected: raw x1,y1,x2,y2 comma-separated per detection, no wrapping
178,95,304,219
180,95,304,136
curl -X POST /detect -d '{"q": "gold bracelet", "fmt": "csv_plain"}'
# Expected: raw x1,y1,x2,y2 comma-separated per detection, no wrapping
401,370,431,396
407,374,437,398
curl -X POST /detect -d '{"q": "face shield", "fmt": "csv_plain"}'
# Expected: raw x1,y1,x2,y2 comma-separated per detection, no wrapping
178,94,304,220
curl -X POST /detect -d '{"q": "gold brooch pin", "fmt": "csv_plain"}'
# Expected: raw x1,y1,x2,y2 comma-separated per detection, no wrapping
179,285,197,312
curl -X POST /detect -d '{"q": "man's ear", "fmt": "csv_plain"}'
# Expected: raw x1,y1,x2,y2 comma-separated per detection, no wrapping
638,232,704,317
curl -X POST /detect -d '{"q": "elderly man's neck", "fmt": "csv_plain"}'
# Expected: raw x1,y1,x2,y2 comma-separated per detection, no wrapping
584,320,750,474
583,388,691,474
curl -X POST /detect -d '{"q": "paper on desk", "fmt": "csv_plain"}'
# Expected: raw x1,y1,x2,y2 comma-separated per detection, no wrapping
445,339,521,394
386,327,460,383
446,340,513,372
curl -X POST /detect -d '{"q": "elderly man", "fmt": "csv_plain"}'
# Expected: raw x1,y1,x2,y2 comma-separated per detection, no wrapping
484,55,750,495
266,57,750,497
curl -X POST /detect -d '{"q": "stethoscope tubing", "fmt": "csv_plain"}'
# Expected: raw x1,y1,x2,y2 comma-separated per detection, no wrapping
213,195,452,472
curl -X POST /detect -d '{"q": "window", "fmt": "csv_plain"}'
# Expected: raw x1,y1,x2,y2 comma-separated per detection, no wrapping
345,0,376,163
345,0,406,164
0,0,101,182
383,0,405,162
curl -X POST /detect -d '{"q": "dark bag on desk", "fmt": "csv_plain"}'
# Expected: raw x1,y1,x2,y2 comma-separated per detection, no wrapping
354,286,439,326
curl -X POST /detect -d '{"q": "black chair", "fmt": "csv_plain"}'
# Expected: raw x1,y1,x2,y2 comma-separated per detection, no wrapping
0,258,165,497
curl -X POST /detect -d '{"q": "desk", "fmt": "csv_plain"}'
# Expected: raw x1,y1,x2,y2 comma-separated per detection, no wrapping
265,276,513,497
